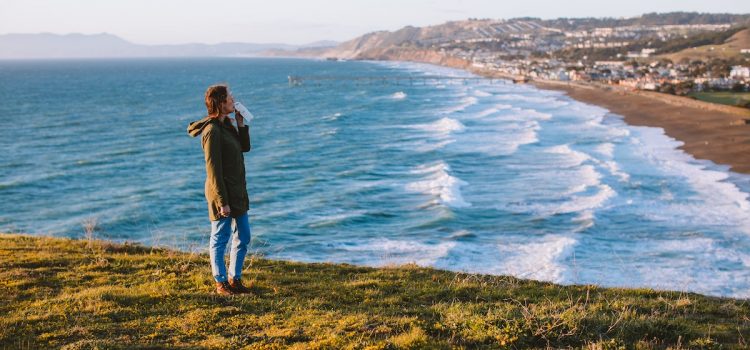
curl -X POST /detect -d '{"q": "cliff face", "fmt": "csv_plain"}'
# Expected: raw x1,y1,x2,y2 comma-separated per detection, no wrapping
355,48,472,70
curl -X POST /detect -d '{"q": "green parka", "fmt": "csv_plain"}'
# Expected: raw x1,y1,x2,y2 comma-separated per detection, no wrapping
187,117,251,221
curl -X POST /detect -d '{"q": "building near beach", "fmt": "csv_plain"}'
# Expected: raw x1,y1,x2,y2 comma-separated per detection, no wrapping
730,66,750,79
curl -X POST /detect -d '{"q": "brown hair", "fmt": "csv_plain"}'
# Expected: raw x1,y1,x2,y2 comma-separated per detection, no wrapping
205,84,229,118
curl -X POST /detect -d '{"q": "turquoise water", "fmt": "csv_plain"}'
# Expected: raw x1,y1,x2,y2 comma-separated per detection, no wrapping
1,58,749,298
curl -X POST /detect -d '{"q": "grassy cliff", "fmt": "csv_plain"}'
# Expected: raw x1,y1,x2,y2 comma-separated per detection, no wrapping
1,234,748,349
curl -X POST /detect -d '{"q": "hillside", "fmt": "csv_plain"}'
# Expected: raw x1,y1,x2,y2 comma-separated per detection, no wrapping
274,12,750,63
324,19,547,59
1,234,749,348
659,28,750,62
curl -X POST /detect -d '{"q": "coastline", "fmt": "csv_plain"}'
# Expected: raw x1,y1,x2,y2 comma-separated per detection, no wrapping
526,79,750,174
366,50,750,174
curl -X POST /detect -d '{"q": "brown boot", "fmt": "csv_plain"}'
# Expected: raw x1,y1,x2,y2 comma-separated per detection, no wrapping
228,278,253,294
215,281,236,296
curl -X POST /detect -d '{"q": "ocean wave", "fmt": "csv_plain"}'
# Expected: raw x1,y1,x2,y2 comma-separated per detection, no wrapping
319,128,337,136
332,238,457,266
631,127,750,230
406,161,471,208
594,143,615,158
620,237,750,298
441,96,478,114
322,112,342,121
307,210,368,228
391,91,407,100
497,234,578,283
545,144,591,168
494,93,569,108
557,184,616,215
462,104,513,120
408,117,465,135
450,120,540,156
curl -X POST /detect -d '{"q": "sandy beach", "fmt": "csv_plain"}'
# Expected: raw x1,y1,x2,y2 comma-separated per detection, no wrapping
529,80,750,174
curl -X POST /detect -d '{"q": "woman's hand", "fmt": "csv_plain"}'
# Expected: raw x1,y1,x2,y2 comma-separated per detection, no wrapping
235,111,245,128
219,205,231,217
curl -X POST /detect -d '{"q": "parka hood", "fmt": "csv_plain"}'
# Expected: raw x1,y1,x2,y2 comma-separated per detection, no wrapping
187,116,216,137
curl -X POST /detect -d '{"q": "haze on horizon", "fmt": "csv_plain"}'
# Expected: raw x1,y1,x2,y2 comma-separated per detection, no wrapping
1,0,749,45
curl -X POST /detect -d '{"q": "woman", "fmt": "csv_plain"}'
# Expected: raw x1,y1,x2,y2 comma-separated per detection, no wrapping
187,84,253,296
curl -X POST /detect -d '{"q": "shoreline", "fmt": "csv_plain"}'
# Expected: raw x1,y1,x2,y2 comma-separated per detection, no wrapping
365,50,750,174
526,78,750,174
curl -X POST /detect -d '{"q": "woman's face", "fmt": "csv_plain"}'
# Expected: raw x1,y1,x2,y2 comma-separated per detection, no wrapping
221,92,235,115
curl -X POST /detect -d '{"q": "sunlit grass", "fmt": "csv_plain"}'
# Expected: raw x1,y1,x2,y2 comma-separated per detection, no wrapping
1,234,748,349
689,91,750,107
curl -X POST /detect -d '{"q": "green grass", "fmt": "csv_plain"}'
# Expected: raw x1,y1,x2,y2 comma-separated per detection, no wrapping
1,234,748,349
688,92,750,107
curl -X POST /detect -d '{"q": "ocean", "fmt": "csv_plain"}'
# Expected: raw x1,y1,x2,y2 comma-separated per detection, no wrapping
1,58,749,298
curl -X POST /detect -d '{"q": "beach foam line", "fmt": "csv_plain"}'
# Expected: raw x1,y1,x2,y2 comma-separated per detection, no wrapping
406,161,471,208
629,126,750,232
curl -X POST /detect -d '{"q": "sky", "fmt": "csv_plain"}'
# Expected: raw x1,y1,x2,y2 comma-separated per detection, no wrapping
1,0,749,45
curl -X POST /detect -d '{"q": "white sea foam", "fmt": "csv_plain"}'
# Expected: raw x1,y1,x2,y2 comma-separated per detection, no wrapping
391,91,407,99
449,122,539,156
616,237,750,298
442,96,478,114
334,238,457,266
545,144,591,168
567,185,614,213
406,161,471,208
321,112,342,121
546,144,630,183
630,126,750,231
409,117,465,135
307,210,367,228
474,90,491,97
319,128,337,136
497,235,578,283
494,93,569,108
594,143,615,158
449,106,547,156
498,107,552,122
407,139,456,153
469,107,500,120
601,160,630,182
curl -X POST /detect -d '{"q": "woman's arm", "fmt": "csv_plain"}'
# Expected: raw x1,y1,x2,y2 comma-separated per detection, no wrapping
203,126,229,209
236,113,251,152
238,125,251,152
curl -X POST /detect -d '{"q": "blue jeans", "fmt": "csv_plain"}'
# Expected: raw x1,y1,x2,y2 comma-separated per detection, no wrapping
209,212,251,283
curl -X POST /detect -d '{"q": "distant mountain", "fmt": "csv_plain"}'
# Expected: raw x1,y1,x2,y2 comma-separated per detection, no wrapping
0,33,338,59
